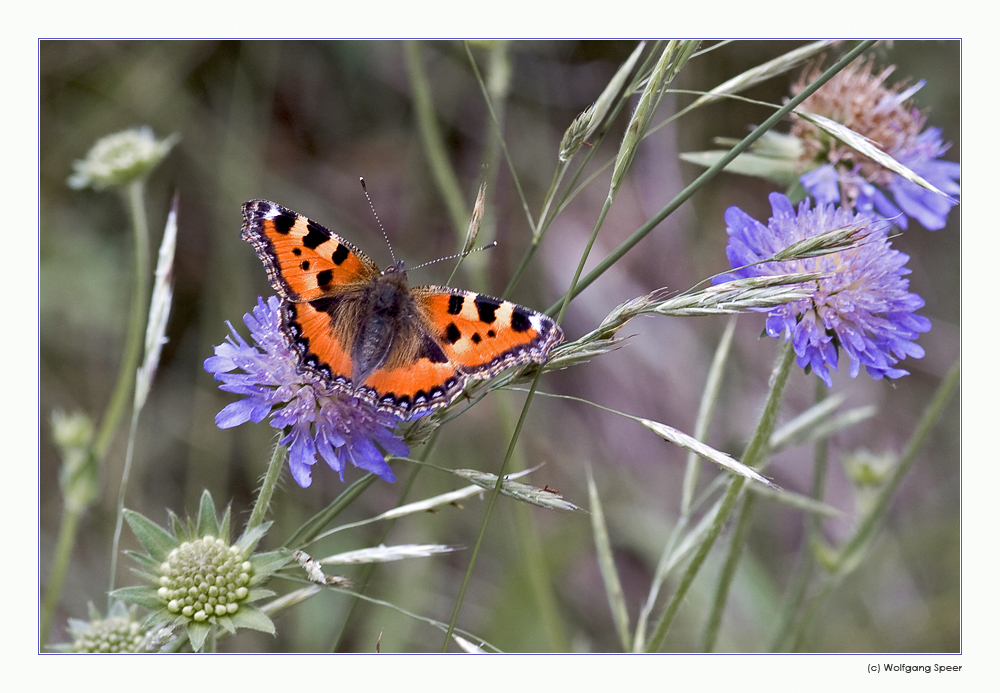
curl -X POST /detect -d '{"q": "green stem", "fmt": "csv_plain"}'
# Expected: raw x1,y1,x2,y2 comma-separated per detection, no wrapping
498,390,569,652
513,496,569,651
405,41,468,236
837,360,960,571
39,505,82,647
44,179,153,642
105,180,153,606
501,160,567,298
247,442,288,532
769,379,830,651
284,469,379,549
94,180,151,460
502,42,651,299
547,40,877,313
107,405,141,602
681,315,737,514
556,199,613,325
787,359,960,650
701,491,757,651
646,341,796,651
442,371,545,651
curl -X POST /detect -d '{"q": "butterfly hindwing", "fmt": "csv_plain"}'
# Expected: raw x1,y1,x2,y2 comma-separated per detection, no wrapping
413,287,564,378
242,199,379,302
359,350,468,415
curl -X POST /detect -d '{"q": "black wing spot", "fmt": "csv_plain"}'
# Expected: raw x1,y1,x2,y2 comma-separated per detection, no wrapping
444,323,462,345
292,247,302,256
309,295,341,315
474,296,501,323
302,222,328,250
511,309,532,333
300,260,311,271
273,213,296,235
448,294,465,315
331,243,350,265
316,269,333,288
471,333,482,344
487,329,496,338
421,334,450,364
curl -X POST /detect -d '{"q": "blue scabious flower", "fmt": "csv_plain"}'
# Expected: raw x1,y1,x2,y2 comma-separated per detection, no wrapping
719,193,931,386
791,59,959,231
204,296,407,486
884,127,961,231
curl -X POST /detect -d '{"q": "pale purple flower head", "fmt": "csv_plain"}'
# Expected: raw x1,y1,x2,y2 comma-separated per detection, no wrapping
719,193,931,386
204,296,407,486
800,129,960,232
792,59,959,231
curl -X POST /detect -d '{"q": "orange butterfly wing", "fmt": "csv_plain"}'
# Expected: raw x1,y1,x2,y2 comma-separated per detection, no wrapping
358,350,467,415
413,288,564,378
280,300,356,392
241,199,379,302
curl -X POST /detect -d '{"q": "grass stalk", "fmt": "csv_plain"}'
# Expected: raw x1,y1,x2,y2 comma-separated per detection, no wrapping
645,341,795,651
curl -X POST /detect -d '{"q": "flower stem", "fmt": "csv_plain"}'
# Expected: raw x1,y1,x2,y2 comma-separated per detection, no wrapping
556,198,613,324
247,442,288,533
107,405,141,602
39,505,82,647
786,359,960,649
94,180,151,461
497,390,569,651
682,315,738,514
501,159,567,298
104,180,152,607
284,470,378,549
442,371,545,651
700,489,758,651
836,359,960,572
645,341,795,651
405,40,469,237
768,379,830,651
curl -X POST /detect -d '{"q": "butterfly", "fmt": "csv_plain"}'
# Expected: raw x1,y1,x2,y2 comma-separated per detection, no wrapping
241,199,564,419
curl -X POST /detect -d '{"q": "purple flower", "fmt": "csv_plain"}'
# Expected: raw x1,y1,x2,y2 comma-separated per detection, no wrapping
719,193,931,386
204,296,407,486
884,127,961,231
792,59,959,231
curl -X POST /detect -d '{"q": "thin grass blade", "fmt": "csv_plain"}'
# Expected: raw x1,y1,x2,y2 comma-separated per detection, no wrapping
586,466,632,650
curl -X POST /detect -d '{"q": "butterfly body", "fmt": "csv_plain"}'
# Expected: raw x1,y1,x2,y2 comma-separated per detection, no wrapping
241,199,564,418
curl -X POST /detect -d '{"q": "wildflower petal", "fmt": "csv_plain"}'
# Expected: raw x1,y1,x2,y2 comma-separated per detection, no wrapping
800,164,840,204
343,434,394,481
215,399,259,428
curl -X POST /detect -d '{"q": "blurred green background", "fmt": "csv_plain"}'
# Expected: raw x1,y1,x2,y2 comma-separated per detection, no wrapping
40,40,960,652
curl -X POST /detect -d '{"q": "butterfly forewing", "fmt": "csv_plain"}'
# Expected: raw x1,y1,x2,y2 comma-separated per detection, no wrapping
242,199,380,302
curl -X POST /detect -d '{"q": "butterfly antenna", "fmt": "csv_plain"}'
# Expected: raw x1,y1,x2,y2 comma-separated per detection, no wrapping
408,241,498,273
360,177,397,265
